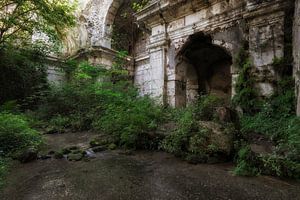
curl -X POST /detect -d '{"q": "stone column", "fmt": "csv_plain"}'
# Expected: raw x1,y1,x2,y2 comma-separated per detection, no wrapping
148,40,168,104
294,0,300,116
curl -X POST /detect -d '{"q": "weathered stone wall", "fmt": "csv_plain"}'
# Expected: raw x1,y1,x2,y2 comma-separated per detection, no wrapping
62,0,122,57
60,0,298,110
134,0,291,106
294,0,300,116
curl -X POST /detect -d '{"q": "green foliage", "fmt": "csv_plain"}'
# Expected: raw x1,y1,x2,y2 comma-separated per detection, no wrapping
161,107,196,156
37,59,165,149
240,76,296,141
232,51,259,114
0,157,10,189
93,96,164,149
236,70,299,179
195,95,224,121
161,95,229,161
111,1,141,53
0,112,42,156
0,46,48,106
132,0,149,12
234,146,260,176
0,100,19,113
0,0,76,48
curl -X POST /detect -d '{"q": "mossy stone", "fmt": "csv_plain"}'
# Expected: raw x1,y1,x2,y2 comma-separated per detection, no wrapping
68,153,83,161
92,146,106,152
108,143,117,150
54,151,64,159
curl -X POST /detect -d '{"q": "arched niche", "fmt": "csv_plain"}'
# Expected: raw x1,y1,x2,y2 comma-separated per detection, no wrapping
103,0,141,54
175,32,233,106
102,0,124,48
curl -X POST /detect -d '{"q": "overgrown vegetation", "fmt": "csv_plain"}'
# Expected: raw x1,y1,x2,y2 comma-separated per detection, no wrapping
0,0,76,49
232,45,259,114
0,157,9,189
0,0,76,189
233,45,300,179
0,45,48,105
0,112,42,188
36,53,166,150
161,95,235,164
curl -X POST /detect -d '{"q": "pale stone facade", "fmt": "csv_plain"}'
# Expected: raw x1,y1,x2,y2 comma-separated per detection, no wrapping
62,0,300,111
62,0,126,67
134,0,294,107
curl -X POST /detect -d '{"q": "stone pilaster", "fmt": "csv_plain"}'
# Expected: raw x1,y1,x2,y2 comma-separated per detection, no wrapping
294,0,300,116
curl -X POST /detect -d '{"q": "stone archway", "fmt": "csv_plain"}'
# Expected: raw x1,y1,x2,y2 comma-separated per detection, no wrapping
175,33,233,106
102,0,124,48
103,0,140,55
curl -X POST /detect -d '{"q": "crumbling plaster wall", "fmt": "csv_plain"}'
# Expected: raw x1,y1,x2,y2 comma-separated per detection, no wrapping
62,0,123,57
135,0,290,106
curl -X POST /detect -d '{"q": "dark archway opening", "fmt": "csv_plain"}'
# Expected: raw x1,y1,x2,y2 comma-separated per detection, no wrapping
111,1,140,55
177,33,232,105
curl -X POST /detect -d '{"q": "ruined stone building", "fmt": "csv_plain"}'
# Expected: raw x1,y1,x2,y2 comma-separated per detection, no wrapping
61,0,300,115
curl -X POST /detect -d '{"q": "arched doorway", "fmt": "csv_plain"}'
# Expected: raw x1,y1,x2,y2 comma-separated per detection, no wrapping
106,0,140,55
176,33,233,106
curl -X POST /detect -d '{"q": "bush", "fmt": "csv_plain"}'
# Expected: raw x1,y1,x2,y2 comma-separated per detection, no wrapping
195,94,224,121
232,58,260,114
0,112,42,156
161,97,234,162
161,107,196,156
93,96,164,149
0,46,48,107
0,157,10,189
236,75,300,179
37,60,166,149
234,146,260,176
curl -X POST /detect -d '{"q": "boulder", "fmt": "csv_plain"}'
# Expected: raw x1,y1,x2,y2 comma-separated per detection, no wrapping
68,153,83,161
54,151,64,159
92,146,107,152
18,148,38,163
215,106,239,125
38,155,52,160
90,135,118,147
187,121,235,163
108,143,117,150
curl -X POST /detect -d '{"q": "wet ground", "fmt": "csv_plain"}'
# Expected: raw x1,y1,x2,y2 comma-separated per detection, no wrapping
1,132,300,200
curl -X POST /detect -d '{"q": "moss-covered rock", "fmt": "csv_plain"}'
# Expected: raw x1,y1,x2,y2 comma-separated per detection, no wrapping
90,135,118,148
17,148,38,163
68,153,83,161
92,146,107,152
54,151,64,159
108,143,117,150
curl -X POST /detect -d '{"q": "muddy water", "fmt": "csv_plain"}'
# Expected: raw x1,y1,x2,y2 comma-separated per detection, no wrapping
1,132,300,200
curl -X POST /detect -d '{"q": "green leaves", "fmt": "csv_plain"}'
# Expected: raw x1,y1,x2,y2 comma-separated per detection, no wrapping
0,0,76,49
0,112,42,156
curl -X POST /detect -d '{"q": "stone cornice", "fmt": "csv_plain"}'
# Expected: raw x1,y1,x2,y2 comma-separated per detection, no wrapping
244,0,289,20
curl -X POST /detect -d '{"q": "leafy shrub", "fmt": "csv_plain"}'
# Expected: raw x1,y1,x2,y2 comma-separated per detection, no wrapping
161,99,233,162
195,95,224,121
0,46,48,106
161,107,196,156
234,146,260,176
236,71,299,179
93,96,164,149
0,112,42,156
232,46,261,114
0,157,10,189
37,60,166,149
132,0,149,12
